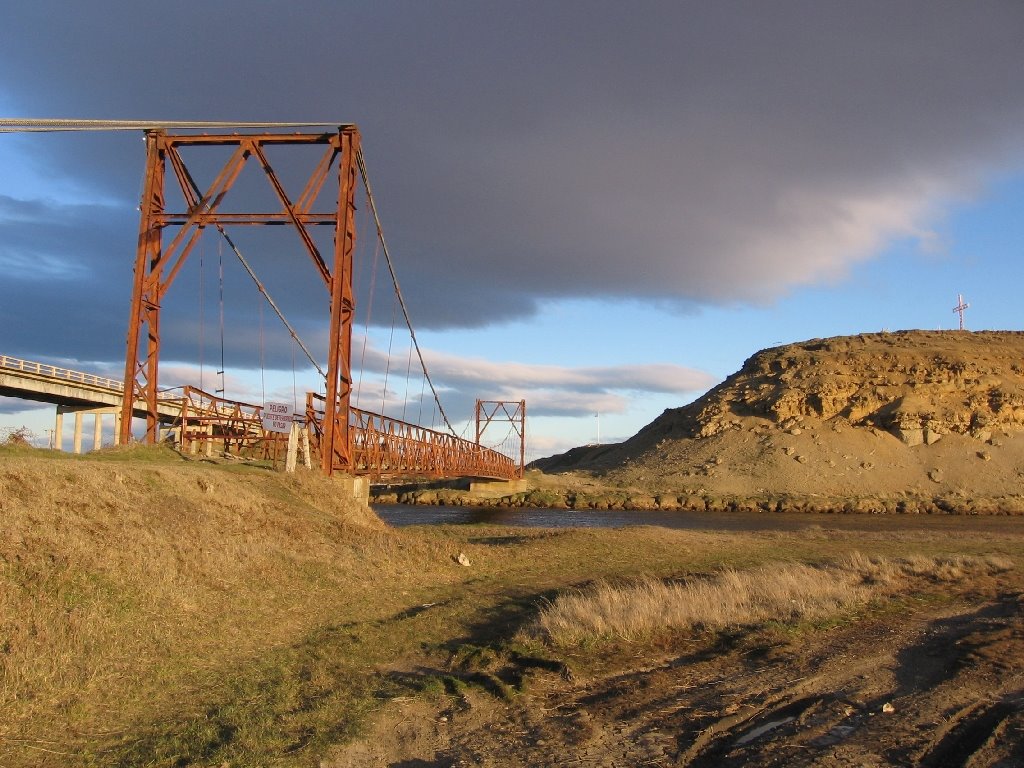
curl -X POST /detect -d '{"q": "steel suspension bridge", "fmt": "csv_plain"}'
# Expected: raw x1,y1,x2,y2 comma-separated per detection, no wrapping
0,120,525,481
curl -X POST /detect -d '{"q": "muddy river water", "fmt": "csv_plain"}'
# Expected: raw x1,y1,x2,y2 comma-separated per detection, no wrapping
374,503,1024,534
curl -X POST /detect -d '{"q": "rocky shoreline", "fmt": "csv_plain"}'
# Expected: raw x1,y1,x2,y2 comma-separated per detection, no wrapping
372,486,1024,515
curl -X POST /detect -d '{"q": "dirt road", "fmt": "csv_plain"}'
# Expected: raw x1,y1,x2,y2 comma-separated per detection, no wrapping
329,576,1024,767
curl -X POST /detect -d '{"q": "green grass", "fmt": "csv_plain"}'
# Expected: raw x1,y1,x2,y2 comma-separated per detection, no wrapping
94,624,379,767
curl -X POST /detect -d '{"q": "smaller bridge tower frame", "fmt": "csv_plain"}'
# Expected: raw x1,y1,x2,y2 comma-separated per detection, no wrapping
475,399,526,478
120,126,361,475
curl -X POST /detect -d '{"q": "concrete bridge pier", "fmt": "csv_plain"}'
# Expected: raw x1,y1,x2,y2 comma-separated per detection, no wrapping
469,478,528,495
55,405,122,453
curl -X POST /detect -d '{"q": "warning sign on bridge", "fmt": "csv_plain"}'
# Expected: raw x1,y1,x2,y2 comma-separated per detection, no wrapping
261,401,294,434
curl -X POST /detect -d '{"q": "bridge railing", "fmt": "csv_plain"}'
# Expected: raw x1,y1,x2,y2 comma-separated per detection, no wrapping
0,354,179,400
1,354,126,391
174,386,285,458
306,393,520,480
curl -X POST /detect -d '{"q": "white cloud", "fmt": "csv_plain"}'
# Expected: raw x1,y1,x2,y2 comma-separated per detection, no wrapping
355,340,716,420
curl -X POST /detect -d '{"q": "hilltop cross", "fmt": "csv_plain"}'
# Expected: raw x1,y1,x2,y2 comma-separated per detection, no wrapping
953,293,970,330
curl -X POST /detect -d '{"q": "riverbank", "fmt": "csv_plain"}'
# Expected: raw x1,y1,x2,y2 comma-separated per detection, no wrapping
371,468,1024,515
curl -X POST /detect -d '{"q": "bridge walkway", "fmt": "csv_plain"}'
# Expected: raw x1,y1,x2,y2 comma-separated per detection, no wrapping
1,355,521,480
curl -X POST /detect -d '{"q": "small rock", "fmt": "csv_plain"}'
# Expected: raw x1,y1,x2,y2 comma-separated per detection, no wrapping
977,451,992,461
928,469,943,483
898,428,924,447
456,552,471,567
784,446,796,456
795,454,808,464
788,427,802,435
881,702,895,714
861,461,874,470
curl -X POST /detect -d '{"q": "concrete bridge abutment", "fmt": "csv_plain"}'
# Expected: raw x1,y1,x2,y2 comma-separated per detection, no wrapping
468,478,528,496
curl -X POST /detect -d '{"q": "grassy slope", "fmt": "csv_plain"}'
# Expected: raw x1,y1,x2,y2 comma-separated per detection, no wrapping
2,446,1023,766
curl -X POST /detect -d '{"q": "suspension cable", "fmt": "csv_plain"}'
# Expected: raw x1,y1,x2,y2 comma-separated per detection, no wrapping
198,233,205,391
220,228,327,380
401,342,414,422
174,166,327,379
258,300,266,405
0,118,352,132
355,148,456,435
381,302,398,417
355,190,381,409
217,239,226,396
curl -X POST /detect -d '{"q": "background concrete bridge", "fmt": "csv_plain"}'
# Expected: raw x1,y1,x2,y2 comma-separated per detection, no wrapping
0,354,180,452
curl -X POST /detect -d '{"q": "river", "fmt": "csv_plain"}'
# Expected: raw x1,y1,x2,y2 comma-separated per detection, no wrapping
373,504,1024,534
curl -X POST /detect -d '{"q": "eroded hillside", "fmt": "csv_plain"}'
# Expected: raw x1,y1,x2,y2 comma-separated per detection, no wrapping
534,331,1024,511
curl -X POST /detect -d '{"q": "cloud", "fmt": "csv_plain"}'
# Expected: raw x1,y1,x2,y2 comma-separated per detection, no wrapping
0,396,50,417
0,1,1022,350
421,350,715,397
353,340,715,421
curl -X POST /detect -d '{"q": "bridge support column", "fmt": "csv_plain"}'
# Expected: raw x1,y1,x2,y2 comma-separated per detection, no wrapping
335,475,369,506
73,412,83,454
57,405,119,454
321,128,360,476
54,409,63,452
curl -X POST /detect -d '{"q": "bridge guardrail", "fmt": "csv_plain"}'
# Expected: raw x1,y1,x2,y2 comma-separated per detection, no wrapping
1,355,179,400
306,392,520,480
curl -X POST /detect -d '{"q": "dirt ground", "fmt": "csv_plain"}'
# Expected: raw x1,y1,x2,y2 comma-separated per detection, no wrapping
327,571,1024,767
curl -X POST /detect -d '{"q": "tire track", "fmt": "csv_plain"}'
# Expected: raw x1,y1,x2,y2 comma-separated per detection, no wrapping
918,695,1023,768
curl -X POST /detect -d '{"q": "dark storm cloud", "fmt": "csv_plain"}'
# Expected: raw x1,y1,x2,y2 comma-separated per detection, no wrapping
2,0,1024,363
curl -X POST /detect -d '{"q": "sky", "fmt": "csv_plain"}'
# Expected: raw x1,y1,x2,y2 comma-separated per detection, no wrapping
1,1,1023,460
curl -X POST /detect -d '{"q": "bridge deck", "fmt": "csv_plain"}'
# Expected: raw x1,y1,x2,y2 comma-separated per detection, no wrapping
0,355,181,419
2,355,521,480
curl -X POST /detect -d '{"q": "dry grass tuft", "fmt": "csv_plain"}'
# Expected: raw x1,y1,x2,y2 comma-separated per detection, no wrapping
532,553,1015,646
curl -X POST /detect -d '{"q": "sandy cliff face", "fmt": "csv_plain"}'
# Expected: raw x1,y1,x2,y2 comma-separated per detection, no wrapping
534,331,1024,509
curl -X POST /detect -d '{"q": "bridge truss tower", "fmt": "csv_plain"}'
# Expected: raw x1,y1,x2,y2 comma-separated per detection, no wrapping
475,399,526,478
120,127,361,475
